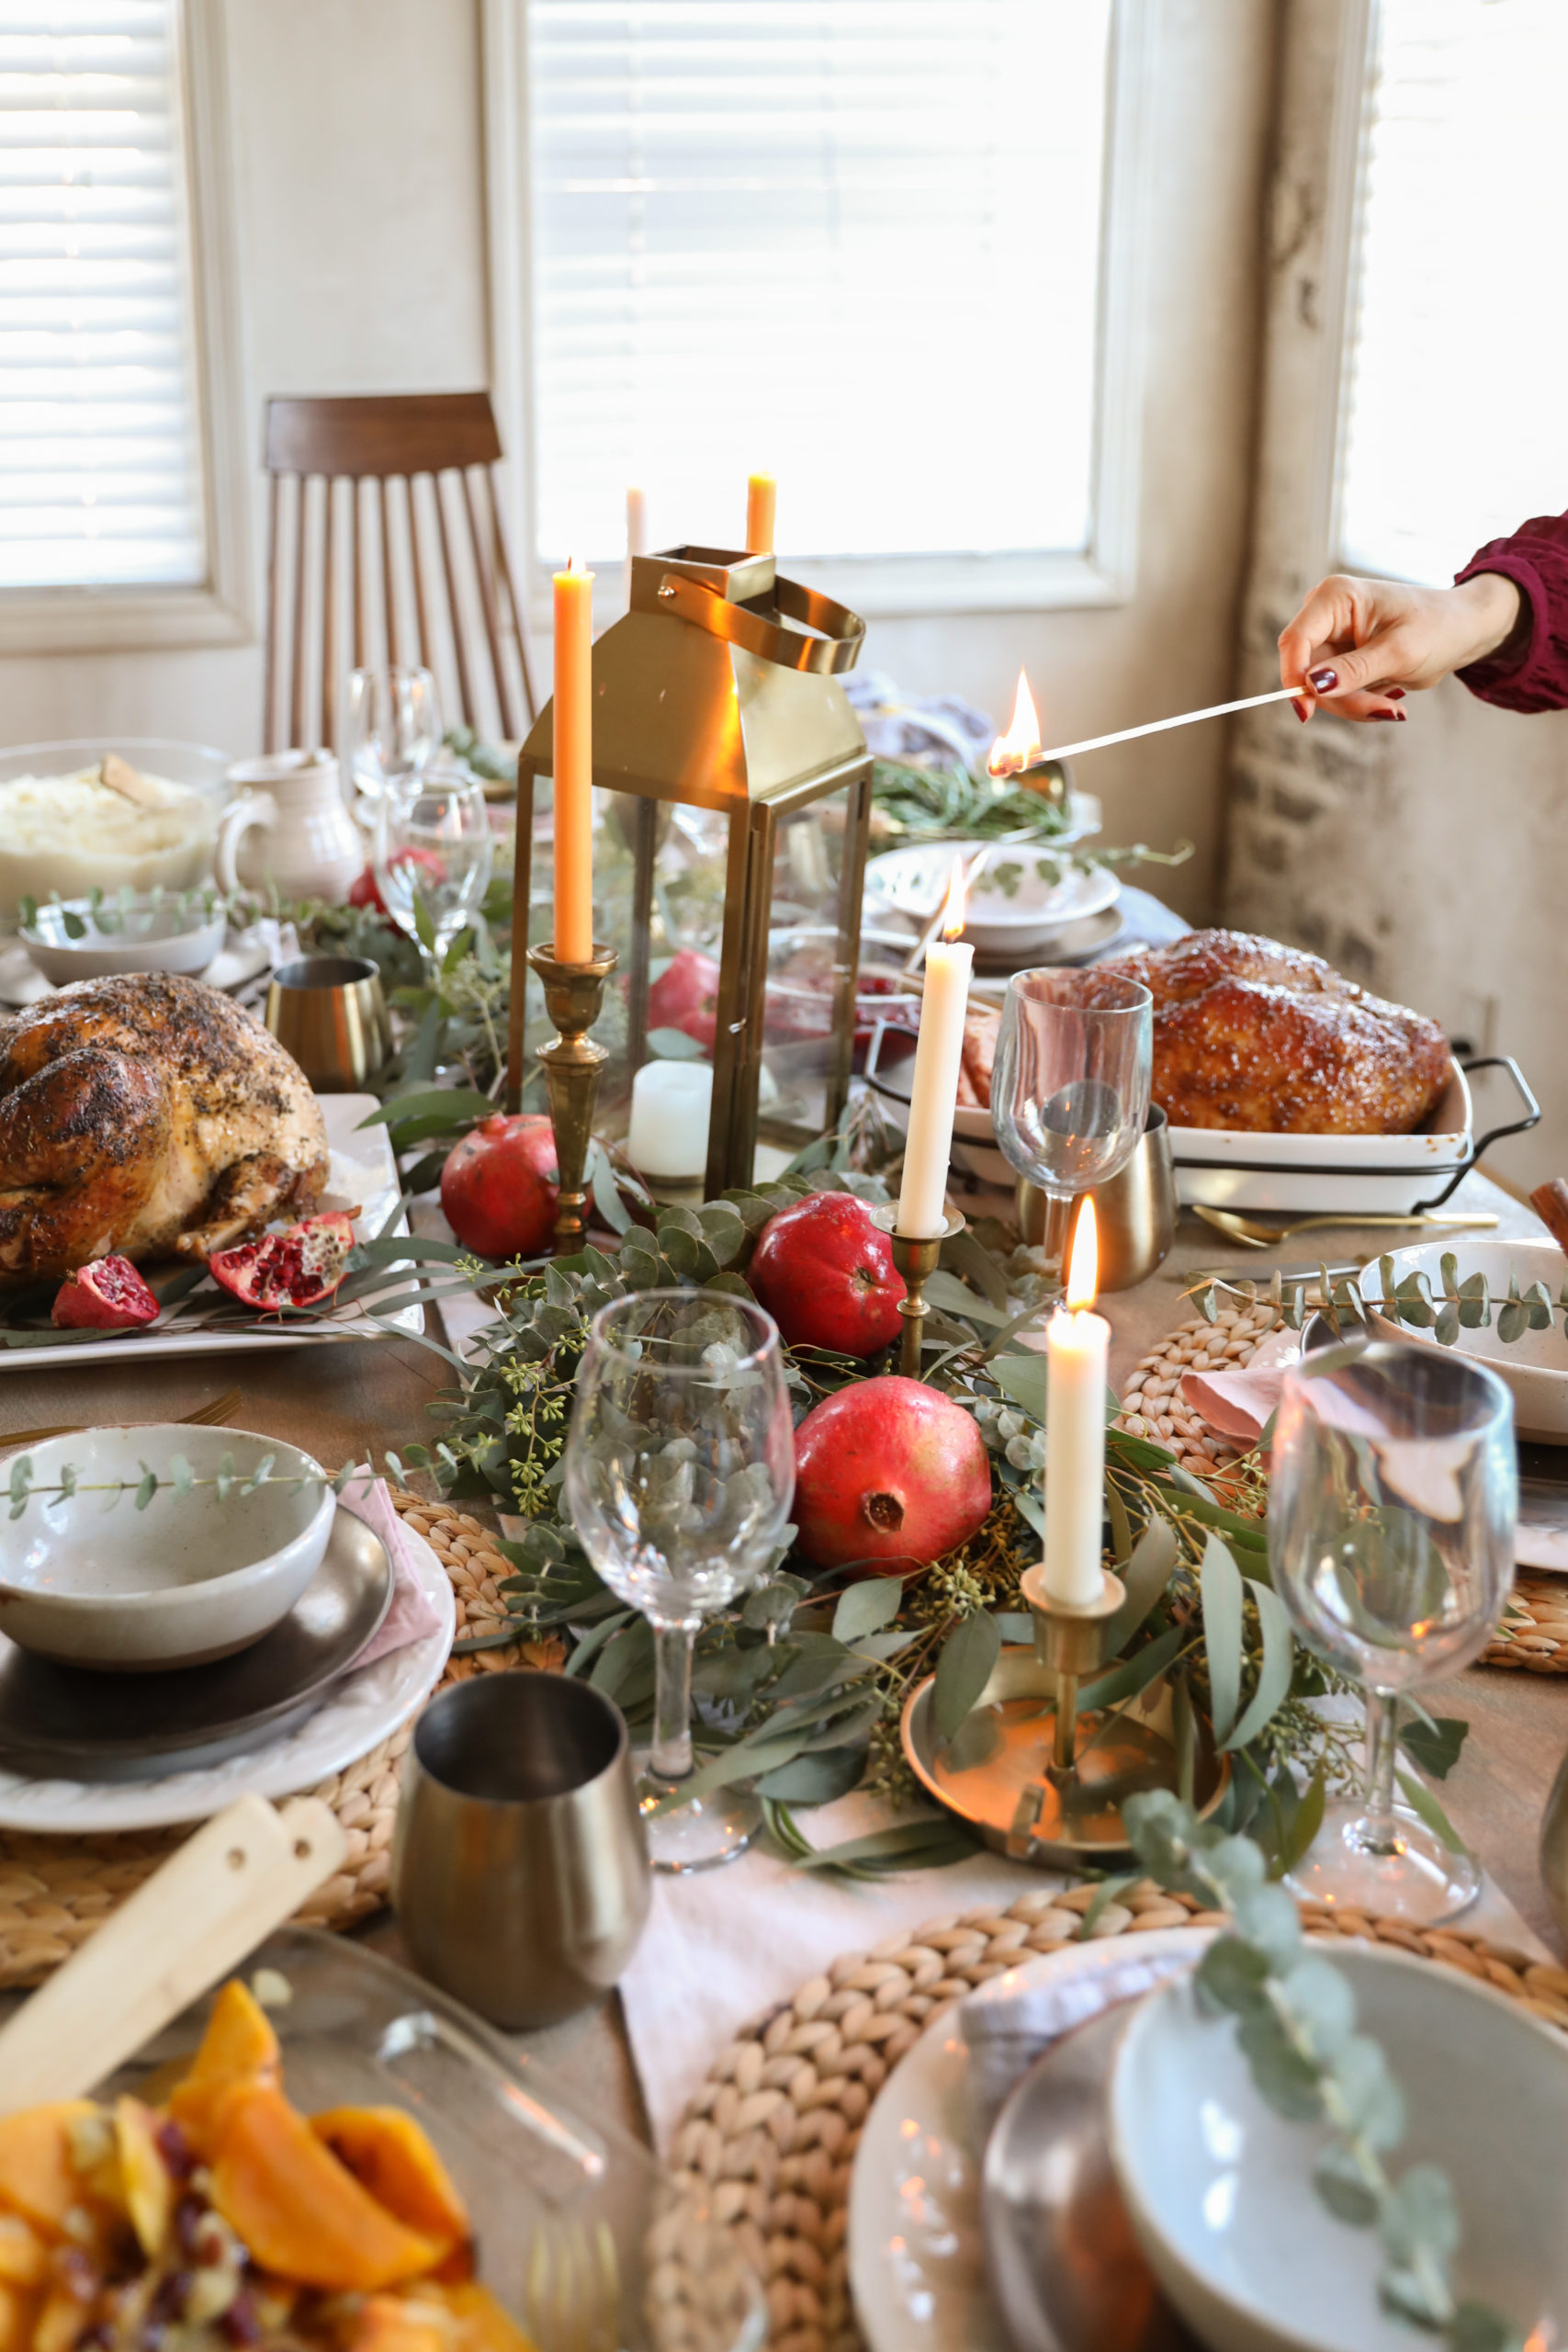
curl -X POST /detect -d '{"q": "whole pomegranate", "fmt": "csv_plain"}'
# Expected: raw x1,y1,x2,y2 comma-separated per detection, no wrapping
440,1114,559,1259
51,1255,159,1331
648,946,720,1049
793,1376,992,1575
209,1211,356,1312
347,847,446,916
749,1190,905,1357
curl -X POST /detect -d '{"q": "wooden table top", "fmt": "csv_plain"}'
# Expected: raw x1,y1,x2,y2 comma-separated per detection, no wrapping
1,1170,1560,2144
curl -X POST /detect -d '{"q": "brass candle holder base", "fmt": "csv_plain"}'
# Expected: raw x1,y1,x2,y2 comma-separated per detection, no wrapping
526,940,618,1256
870,1204,967,1377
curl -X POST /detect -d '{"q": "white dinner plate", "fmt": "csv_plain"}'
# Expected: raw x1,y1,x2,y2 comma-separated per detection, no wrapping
1355,1237,1568,1447
846,1928,1208,2352
0,1094,422,1372
0,1524,452,1832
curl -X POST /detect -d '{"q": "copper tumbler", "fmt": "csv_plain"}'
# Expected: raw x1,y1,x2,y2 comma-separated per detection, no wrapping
390,1675,651,2030
265,955,393,1092
1017,1105,1177,1289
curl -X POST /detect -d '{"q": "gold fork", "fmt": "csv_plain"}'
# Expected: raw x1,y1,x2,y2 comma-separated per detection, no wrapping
0,1385,243,1452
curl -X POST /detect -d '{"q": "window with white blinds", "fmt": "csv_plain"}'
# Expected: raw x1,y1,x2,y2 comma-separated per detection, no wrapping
0,1,207,592
525,0,1116,577
1337,0,1568,588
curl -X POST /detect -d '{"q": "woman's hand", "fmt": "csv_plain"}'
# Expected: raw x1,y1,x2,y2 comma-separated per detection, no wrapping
1278,571,1524,720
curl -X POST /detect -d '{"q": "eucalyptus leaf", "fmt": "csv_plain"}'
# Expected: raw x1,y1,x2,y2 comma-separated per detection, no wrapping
753,1747,866,1804
989,1353,1047,1425
832,1577,907,1643
932,1610,1001,1742
1222,1578,1293,1752
1394,1769,1468,1855
1201,1533,1245,1745
647,1026,705,1058
1101,1518,1178,1653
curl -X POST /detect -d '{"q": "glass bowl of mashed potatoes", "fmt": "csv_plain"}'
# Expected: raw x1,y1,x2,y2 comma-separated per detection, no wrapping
0,737,237,929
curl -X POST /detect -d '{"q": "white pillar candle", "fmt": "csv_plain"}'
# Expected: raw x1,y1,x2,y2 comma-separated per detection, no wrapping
896,865,973,1238
1044,1198,1110,1606
627,1057,713,1179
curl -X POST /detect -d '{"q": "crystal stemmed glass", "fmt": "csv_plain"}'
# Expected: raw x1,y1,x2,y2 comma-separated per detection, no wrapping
990,968,1154,1291
564,1292,795,1872
346,665,443,803
1268,1339,1517,1924
372,763,493,967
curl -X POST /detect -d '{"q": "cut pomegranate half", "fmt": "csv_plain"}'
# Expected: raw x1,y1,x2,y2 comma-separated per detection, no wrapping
51,1255,160,1331
209,1211,357,1314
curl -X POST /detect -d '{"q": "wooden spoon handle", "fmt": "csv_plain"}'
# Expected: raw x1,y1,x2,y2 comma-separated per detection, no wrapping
0,1794,345,2116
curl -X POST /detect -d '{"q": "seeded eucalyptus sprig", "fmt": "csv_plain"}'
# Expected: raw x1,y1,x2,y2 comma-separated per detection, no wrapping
1123,1790,1523,2352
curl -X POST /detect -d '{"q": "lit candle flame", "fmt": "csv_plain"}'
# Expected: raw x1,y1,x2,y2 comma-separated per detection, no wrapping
987,671,1042,778
1065,1196,1099,1312
567,553,583,575
940,856,966,944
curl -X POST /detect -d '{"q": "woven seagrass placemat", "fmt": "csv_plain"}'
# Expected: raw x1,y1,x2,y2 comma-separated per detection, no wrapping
669,1882,1568,2352
0,1493,552,1987
1117,1303,1560,1674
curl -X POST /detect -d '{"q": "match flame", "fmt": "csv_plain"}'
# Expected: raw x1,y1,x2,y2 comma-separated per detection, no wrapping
987,671,1042,778
941,856,966,944
1066,1197,1099,1313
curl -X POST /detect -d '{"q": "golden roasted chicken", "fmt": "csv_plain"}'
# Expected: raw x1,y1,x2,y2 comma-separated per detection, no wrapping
1093,929,1450,1134
0,973,329,1284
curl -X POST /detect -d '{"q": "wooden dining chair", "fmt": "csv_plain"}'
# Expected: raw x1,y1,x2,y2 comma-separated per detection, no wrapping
261,390,537,756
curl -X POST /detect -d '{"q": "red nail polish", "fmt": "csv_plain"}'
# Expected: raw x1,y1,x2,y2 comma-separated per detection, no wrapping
1371,710,1396,721
1384,686,1405,701
1308,666,1338,693
1292,699,1309,723
1394,709,1406,721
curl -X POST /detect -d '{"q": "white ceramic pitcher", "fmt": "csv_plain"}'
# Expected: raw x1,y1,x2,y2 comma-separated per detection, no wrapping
220,752,365,904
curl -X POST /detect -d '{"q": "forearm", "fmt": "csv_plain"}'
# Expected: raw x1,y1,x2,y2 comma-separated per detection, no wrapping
1450,571,1524,668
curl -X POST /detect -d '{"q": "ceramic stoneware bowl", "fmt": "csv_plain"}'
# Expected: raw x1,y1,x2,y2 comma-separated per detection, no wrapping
20,896,228,986
0,1426,335,1672
1108,1942,1568,2352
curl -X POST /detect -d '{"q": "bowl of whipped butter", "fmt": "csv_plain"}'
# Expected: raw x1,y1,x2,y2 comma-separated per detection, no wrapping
0,738,238,929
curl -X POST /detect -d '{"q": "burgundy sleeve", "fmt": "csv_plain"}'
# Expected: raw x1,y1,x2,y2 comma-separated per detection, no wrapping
1454,512,1568,711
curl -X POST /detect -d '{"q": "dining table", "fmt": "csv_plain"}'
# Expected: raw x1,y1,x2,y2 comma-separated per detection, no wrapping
0,1164,1559,2162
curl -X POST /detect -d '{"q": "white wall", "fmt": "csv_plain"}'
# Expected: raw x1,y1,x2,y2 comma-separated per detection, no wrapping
0,0,1277,928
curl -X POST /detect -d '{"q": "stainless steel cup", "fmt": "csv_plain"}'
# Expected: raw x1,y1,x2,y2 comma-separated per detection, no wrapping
265,954,393,1092
1016,1105,1177,1290
390,1674,651,2029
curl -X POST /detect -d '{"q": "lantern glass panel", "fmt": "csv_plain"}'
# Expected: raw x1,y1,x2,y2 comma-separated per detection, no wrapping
760,791,858,1159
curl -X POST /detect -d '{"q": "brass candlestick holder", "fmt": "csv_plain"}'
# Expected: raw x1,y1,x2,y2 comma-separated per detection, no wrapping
870,1204,966,1377
526,941,618,1255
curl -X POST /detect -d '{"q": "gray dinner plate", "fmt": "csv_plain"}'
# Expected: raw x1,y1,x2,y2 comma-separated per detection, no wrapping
982,2001,1199,2352
0,1507,391,1781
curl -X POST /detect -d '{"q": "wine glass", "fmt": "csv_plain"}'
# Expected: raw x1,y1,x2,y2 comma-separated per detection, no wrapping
1268,1339,1516,1924
372,763,493,965
564,1291,795,1873
990,968,1153,1291
346,666,443,802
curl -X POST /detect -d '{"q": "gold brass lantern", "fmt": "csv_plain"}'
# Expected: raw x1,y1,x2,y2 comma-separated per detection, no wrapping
505,548,873,1198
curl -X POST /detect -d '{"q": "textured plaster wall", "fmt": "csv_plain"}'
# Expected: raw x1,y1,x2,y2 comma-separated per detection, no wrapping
1222,0,1568,1188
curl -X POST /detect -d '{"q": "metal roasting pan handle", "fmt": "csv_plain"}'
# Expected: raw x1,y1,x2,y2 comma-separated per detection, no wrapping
1411,1055,1541,1212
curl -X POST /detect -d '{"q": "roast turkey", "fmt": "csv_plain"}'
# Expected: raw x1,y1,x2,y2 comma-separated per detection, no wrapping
0,973,329,1284
1091,930,1450,1134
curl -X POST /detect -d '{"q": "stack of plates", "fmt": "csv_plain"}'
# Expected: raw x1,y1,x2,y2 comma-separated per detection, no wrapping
0,1508,452,1834
864,839,1125,969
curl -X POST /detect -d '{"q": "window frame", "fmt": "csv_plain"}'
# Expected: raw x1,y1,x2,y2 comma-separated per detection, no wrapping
0,0,251,655
482,0,1157,627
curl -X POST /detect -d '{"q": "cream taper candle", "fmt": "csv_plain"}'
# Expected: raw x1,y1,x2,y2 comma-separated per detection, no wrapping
896,861,972,1238
1043,1198,1110,1606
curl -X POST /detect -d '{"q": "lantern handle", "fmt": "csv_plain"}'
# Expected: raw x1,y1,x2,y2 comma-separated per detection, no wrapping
655,569,865,675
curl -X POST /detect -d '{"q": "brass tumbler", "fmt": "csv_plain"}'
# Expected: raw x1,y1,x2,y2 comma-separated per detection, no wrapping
527,940,618,1254
1017,1106,1176,1291
390,1674,651,2030
265,956,393,1093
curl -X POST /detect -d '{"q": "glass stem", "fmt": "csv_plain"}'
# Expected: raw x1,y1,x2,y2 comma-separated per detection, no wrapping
649,1620,698,1785
1360,1687,1401,1852
1040,1190,1073,1296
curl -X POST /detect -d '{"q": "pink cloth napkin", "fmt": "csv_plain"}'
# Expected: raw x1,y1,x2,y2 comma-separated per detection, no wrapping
1179,1326,1302,1445
337,1474,447,1667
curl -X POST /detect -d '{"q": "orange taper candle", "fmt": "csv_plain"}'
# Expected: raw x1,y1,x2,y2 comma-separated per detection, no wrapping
745,472,775,556
551,557,594,964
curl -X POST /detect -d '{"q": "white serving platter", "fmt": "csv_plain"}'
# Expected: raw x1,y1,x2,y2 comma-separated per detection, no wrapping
0,1523,452,1833
1169,1059,1478,1216
0,1093,421,1373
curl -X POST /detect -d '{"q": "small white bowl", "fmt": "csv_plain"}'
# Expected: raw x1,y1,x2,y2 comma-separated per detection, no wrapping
1352,1238,1568,1442
865,839,1120,958
1108,1943,1568,2352
0,1426,335,1672
20,897,227,986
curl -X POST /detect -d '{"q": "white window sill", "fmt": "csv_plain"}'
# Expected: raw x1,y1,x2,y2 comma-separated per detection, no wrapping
0,585,253,658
